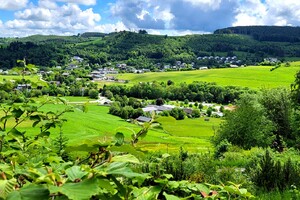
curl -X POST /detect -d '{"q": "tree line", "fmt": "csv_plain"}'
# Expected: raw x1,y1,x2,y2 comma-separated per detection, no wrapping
102,81,254,104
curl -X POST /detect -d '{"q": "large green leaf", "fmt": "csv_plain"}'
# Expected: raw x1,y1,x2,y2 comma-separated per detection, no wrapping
49,178,99,200
11,108,24,119
0,178,17,199
7,185,49,200
65,166,88,182
115,132,124,146
131,186,162,200
109,145,145,160
111,154,140,164
9,128,25,137
105,162,148,185
163,192,182,200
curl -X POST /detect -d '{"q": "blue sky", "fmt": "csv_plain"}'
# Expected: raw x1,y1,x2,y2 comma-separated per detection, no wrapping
0,0,299,37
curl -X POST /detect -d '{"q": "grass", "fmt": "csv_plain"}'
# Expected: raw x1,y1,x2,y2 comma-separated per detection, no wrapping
6,100,219,153
116,62,300,89
0,75,46,86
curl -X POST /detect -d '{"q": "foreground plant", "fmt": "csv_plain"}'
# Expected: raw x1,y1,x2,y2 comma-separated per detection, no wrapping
0,97,254,199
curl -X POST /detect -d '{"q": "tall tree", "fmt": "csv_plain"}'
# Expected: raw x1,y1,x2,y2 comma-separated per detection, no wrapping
214,93,274,149
259,88,292,149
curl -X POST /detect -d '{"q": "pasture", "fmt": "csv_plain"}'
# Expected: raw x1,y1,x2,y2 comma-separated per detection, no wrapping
12,102,219,153
0,74,46,85
115,63,300,88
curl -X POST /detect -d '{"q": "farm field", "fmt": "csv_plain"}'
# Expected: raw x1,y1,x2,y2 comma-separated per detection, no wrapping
116,63,300,88
13,102,219,153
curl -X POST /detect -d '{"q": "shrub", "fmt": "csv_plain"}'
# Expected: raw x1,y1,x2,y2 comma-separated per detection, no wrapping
89,89,99,99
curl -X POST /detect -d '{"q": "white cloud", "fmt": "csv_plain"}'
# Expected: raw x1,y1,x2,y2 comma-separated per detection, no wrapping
1,3,103,36
148,29,209,36
15,8,52,21
94,21,128,33
183,0,222,10
110,0,238,32
234,0,300,27
0,0,28,10
55,0,97,6
38,0,58,9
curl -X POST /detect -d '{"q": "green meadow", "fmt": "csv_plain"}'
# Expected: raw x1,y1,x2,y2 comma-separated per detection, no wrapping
116,62,300,88
0,74,46,85
12,103,219,153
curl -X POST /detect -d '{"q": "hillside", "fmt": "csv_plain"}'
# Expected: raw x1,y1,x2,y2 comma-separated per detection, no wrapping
1,26,300,69
214,26,300,42
115,63,300,89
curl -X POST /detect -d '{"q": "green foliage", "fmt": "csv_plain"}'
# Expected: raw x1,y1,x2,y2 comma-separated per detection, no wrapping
88,89,98,99
104,81,252,105
214,139,231,158
251,150,300,192
3,28,300,71
169,108,186,120
191,109,201,118
259,88,293,150
214,93,275,149
292,70,300,107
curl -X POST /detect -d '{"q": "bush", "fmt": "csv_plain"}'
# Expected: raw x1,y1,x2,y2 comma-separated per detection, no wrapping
89,89,99,99
191,109,201,118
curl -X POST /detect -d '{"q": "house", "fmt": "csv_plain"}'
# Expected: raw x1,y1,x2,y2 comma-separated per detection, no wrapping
212,112,224,117
176,61,182,66
136,116,152,123
134,70,144,74
142,105,175,113
66,64,78,70
142,68,151,72
142,106,158,113
72,56,84,62
183,108,193,115
264,57,278,63
62,72,69,76
199,66,208,70
16,84,31,90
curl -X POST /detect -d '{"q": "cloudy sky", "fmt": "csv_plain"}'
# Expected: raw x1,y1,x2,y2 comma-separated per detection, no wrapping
0,0,300,37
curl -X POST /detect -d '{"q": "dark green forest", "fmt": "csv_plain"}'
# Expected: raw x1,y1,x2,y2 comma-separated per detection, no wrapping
1,26,300,69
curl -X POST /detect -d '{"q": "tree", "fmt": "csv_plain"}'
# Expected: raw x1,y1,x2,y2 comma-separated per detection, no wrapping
259,88,292,149
16,58,37,81
89,89,99,99
214,93,274,149
206,107,212,117
170,108,186,120
291,70,300,107
191,109,201,118
138,29,148,34
156,98,164,106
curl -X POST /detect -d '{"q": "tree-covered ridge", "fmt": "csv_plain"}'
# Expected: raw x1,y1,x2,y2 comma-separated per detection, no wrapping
214,26,300,42
1,26,300,69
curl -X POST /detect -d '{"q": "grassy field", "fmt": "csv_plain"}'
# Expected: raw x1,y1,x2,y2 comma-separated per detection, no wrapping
0,75,46,86
11,103,219,153
116,63,300,88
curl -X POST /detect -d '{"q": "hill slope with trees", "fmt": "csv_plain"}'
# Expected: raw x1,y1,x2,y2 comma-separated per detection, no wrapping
1,26,300,69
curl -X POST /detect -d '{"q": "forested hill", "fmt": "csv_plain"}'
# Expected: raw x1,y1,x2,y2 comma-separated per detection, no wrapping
214,26,300,42
1,26,300,69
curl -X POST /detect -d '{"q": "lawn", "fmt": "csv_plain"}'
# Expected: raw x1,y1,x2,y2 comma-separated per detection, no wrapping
7,102,219,153
116,62,300,89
